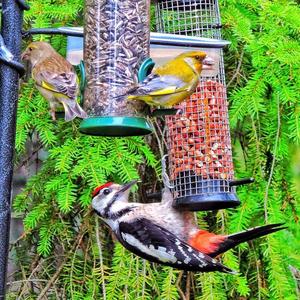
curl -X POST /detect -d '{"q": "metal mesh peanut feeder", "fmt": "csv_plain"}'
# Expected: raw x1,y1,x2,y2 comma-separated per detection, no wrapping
155,0,247,211
155,0,222,38
79,0,153,136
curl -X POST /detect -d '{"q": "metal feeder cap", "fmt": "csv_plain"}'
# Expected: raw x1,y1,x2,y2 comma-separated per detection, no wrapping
173,193,241,211
172,178,241,211
79,116,153,137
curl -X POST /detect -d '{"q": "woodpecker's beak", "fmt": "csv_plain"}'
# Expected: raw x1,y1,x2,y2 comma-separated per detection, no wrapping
118,180,137,194
202,56,215,70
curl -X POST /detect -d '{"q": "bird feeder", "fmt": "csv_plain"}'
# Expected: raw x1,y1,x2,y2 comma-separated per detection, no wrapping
155,0,252,211
155,0,222,38
80,0,152,136
166,82,240,211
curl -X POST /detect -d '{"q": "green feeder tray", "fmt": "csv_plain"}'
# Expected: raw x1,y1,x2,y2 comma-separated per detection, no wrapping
79,116,153,137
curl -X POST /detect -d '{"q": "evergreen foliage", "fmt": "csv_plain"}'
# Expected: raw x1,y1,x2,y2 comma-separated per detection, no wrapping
8,0,299,299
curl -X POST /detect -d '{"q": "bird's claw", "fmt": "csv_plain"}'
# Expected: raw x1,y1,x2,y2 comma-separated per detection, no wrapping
175,106,184,115
162,154,174,189
50,110,56,121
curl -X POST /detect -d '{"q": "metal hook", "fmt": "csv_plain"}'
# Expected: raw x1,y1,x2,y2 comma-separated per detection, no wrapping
0,35,14,62
0,34,25,76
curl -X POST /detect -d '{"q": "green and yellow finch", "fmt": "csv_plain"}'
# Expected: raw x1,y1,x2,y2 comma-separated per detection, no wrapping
127,51,214,108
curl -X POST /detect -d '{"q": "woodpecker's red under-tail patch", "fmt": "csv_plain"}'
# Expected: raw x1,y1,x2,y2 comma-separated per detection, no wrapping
188,223,286,258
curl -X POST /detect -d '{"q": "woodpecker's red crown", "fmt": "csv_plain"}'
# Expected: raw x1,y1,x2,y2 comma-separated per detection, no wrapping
92,182,113,198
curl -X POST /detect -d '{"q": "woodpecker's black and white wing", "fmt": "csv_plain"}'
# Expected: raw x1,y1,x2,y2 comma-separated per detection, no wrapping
117,218,235,274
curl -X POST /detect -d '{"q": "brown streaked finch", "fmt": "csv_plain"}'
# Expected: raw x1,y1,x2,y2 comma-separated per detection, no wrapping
21,41,87,122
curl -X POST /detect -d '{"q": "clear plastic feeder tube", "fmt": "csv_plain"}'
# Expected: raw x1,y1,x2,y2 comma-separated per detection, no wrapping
82,0,151,136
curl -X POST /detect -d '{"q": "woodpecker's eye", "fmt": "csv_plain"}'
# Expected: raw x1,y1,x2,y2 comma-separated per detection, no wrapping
28,47,33,51
195,55,200,60
102,188,111,195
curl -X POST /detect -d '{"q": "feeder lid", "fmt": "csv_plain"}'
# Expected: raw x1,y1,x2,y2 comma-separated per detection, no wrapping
79,116,153,137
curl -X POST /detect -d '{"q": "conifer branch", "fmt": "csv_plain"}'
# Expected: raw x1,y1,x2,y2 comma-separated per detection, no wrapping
37,225,87,300
227,48,245,88
95,217,107,300
264,95,281,222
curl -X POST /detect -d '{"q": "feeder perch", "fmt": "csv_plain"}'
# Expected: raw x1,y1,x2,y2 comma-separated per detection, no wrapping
155,0,251,211
80,0,152,137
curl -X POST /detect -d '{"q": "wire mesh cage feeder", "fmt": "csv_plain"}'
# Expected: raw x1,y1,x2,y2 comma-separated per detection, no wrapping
155,0,253,211
155,0,216,11
155,0,222,37
79,0,153,137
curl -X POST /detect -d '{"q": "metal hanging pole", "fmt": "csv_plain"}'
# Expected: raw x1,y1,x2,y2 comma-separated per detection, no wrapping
0,0,29,298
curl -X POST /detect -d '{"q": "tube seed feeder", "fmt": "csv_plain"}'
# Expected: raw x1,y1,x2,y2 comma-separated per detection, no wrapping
155,0,253,211
80,0,153,137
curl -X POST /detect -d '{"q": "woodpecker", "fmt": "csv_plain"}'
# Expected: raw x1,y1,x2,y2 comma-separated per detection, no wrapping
92,181,285,273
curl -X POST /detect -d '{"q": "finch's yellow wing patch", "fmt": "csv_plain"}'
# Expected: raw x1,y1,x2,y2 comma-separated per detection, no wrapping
148,86,177,96
41,80,58,92
40,81,69,99
148,86,188,96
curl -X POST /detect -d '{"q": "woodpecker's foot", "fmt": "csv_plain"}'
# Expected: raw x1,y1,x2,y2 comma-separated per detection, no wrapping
175,106,184,115
162,154,174,189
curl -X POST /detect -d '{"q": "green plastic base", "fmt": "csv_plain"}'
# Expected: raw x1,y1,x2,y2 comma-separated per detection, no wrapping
79,116,153,137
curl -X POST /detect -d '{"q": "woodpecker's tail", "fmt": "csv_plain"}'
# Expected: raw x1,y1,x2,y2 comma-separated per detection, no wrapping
61,99,88,122
189,223,286,258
